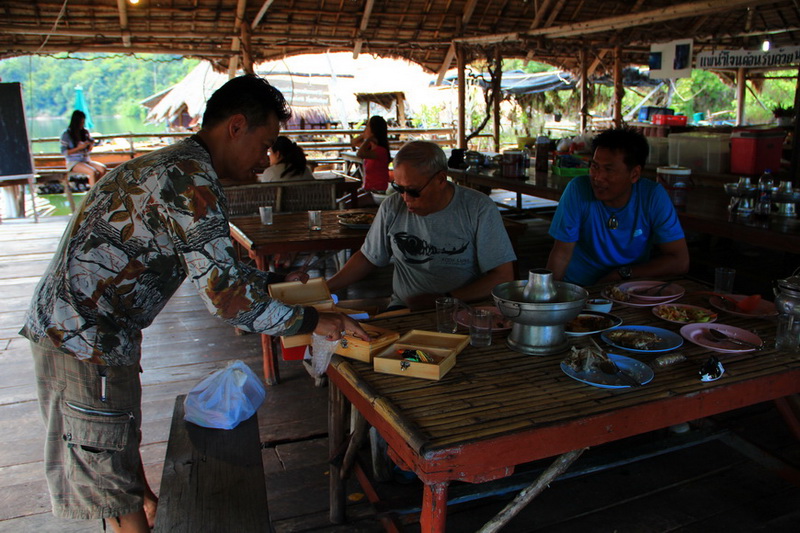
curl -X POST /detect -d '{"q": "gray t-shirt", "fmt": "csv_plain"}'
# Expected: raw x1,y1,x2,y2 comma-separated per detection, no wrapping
362,183,517,307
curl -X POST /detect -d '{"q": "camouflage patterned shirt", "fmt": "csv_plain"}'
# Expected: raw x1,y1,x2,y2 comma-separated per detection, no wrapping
21,137,315,366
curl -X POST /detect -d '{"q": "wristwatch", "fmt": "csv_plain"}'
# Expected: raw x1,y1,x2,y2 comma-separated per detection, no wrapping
618,266,632,280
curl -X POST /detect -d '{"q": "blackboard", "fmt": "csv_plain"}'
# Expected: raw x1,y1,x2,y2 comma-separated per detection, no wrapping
0,82,34,179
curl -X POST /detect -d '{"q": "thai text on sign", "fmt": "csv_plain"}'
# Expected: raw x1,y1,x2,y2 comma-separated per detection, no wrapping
696,47,800,69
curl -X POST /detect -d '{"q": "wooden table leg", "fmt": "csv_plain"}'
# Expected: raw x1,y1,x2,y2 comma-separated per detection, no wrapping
261,334,279,386
329,382,348,524
420,481,450,533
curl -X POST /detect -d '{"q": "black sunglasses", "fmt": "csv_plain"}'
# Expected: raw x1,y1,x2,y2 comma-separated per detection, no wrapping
391,170,441,198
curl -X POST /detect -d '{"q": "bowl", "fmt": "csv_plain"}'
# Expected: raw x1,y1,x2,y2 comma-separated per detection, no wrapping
585,298,613,313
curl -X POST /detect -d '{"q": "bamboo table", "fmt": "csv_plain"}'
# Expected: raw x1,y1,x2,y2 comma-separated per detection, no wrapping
229,209,374,384
326,278,800,532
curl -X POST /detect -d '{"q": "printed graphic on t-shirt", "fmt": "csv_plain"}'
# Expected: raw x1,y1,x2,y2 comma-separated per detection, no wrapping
393,232,468,264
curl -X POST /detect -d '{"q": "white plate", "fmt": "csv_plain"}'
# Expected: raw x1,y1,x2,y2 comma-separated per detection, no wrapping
652,303,718,325
565,311,623,336
602,287,683,308
708,294,778,318
680,323,763,353
617,281,685,302
560,353,654,389
600,325,684,353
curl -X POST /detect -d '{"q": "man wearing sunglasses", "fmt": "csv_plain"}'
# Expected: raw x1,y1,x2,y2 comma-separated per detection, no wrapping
327,141,516,310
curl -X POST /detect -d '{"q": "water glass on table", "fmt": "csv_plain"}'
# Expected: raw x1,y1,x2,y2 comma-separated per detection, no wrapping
469,308,493,347
435,297,458,333
308,210,322,231
714,267,736,294
259,206,273,225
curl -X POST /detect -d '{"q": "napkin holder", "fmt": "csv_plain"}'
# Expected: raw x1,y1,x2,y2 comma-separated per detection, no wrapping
373,330,469,380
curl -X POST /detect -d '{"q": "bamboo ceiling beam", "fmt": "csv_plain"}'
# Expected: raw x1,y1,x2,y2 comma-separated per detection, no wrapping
525,0,762,39
436,0,479,85
251,0,276,30
353,0,376,58
115,0,132,47
529,0,556,30
544,0,568,28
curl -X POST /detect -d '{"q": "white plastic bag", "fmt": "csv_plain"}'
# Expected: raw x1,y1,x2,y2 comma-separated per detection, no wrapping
183,360,266,430
310,333,341,377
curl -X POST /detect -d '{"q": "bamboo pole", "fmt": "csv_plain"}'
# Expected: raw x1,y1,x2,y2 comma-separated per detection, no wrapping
476,448,587,533
613,46,623,128
493,47,502,153
458,45,467,149
579,47,588,133
735,68,746,126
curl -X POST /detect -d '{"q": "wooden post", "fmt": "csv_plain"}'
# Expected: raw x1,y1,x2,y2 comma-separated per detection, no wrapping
613,46,623,128
329,380,348,524
493,47,502,153
790,66,800,185
396,92,406,127
579,47,588,133
420,482,450,533
457,45,467,149
735,68,746,126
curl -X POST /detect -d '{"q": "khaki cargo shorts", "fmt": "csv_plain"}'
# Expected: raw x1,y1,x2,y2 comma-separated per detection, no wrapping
30,339,145,520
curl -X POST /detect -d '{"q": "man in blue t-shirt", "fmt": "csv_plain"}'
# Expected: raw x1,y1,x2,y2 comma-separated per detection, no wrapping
547,127,689,286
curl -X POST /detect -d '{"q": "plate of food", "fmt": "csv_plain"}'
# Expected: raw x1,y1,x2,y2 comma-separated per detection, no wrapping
652,303,717,325
602,285,682,308
600,325,683,353
616,281,685,302
708,294,778,318
560,346,654,389
455,306,511,331
337,212,375,229
680,323,763,354
565,311,623,336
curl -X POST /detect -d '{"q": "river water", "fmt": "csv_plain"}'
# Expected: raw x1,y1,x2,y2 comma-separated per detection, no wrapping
29,116,168,153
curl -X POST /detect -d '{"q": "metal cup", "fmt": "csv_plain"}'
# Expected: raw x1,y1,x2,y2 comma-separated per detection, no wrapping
714,267,736,294
469,309,493,347
259,206,273,225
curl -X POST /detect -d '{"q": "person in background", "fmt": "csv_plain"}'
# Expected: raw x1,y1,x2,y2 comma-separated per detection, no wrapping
327,140,516,311
22,76,366,533
546,127,689,285
258,135,315,182
60,110,107,187
350,115,391,205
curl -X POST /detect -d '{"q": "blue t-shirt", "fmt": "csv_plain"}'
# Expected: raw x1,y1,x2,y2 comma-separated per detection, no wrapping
548,175,684,286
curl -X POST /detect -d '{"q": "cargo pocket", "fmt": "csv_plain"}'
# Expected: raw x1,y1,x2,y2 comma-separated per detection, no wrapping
62,401,136,490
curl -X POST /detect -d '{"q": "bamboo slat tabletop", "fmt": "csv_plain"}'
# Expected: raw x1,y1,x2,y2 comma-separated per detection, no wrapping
329,278,799,458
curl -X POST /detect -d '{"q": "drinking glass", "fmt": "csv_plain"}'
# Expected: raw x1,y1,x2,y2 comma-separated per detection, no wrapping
714,267,736,294
469,309,493,347
259,206,273,225
308,210,322,231
435,297,458,334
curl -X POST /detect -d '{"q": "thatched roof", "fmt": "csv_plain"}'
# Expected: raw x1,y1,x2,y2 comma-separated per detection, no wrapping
2,1,798,77
142,53,440,128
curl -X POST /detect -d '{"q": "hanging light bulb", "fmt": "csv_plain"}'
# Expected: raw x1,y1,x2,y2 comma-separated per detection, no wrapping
129,0,139,4
762,38,771,52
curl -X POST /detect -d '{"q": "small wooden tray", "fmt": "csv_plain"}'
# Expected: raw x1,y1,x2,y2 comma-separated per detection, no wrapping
335,323,400,363
268,277,332,307
373,330,469,380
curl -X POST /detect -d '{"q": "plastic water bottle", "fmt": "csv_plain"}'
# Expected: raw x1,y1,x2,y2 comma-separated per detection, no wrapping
755,169,774,219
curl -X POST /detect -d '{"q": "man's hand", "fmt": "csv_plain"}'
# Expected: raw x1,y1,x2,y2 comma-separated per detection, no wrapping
314,312,369,341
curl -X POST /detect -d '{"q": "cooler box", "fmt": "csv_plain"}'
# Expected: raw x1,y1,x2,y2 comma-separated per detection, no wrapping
668,132,730,174
730,127,785,175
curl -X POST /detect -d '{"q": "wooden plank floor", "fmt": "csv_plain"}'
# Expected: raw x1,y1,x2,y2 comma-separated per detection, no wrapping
0,215,798,532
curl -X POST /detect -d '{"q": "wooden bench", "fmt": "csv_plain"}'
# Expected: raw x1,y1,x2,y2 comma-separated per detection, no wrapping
154,395,273,533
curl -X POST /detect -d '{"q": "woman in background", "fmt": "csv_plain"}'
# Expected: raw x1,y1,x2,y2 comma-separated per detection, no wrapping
258,136,315,182
351,115,391,196
60,110,107,187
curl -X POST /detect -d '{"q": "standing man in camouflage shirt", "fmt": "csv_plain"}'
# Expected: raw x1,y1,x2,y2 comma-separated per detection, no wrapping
21,75,366,532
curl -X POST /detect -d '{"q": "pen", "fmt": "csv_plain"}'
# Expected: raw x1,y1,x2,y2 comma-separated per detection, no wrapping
99,367,107,402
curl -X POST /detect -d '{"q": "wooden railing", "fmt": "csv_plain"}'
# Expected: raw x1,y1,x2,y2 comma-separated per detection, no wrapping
31,126,458,170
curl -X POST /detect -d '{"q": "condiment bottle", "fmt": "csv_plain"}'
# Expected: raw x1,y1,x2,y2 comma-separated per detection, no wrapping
755,169,774,219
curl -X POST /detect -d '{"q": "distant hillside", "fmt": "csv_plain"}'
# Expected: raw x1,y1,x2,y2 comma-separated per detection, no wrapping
0,54,198,119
